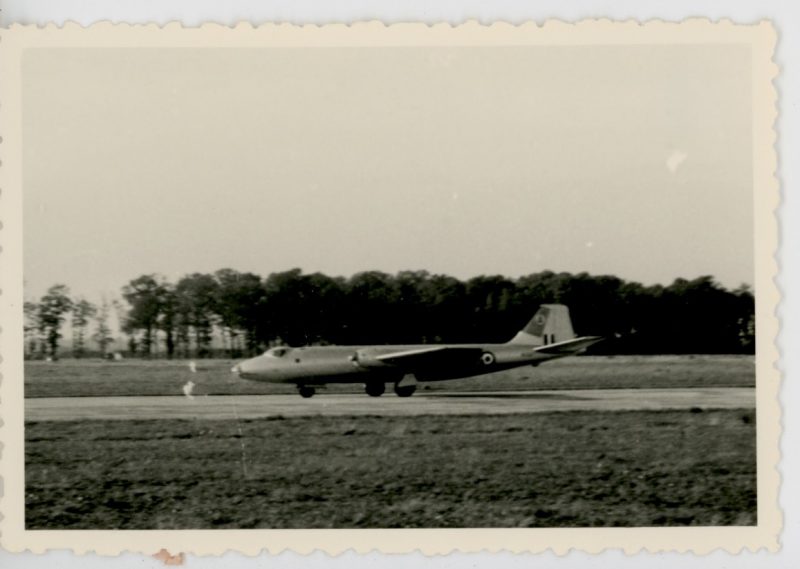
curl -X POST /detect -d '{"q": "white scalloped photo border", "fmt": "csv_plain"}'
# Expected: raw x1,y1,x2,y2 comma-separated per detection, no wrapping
0,19,780,556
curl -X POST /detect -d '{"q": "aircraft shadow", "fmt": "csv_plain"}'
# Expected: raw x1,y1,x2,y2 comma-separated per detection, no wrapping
420,392,594,401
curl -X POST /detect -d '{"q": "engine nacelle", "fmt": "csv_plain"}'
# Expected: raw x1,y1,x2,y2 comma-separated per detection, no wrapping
349,349,389,369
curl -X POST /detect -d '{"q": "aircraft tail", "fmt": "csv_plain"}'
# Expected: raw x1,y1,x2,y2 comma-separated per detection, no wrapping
507,304,576,346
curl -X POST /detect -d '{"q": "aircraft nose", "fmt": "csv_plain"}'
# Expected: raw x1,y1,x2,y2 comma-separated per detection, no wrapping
231,357,261,380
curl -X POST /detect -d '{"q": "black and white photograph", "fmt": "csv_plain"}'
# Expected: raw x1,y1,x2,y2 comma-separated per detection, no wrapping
0,20,781,556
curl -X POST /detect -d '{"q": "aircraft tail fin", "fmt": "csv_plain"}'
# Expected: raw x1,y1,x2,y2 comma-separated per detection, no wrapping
507,304,576,346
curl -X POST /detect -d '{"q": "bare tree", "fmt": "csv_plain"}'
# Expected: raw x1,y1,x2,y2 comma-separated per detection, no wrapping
23,301,42,359
92,297,115,358
71,298,96,358
37,284,73,360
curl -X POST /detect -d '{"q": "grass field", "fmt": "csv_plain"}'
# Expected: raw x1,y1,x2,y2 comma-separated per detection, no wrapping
24,355,755,398
25,409,756,529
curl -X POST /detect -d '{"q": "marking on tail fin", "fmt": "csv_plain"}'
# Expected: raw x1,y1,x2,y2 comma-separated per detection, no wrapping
508,304,576,346
522,306,550,338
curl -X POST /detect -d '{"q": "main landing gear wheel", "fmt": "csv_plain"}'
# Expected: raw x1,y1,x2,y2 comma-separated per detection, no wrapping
394,383,417,397
298,385,316,398
365,382,386,397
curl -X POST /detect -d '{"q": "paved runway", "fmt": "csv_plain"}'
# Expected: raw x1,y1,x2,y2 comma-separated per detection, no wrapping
26,387,754,421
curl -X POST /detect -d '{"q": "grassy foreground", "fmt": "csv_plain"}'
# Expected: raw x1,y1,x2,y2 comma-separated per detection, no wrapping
26,409,756,529
24,355,755,398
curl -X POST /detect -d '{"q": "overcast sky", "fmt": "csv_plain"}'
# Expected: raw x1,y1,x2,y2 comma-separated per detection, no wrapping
22,45,753,301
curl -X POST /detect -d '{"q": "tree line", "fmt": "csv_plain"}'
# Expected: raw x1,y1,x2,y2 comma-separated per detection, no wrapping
24,269,755,360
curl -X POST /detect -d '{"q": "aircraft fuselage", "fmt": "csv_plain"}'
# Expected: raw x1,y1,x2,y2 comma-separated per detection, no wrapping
231,304,602,397
233,343,560,385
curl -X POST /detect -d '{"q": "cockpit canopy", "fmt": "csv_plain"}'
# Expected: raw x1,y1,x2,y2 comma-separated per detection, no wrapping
264,346,291,358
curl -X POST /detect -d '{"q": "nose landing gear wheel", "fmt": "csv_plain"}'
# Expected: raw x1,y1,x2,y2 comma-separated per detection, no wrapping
298,385,316,398
394,383,417,397
365,382,386,397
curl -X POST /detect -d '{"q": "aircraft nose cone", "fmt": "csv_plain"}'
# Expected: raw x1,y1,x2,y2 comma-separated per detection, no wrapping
231,356,275,382
231,358,260,380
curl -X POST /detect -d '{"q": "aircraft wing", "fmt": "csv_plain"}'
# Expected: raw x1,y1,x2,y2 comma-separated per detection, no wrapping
374,346,485,368
533,336,604,355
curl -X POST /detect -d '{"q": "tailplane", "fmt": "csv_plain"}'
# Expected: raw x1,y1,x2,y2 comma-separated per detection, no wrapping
507,304,576,346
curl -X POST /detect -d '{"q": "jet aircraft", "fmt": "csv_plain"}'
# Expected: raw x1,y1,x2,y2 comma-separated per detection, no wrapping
231,304,602,398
